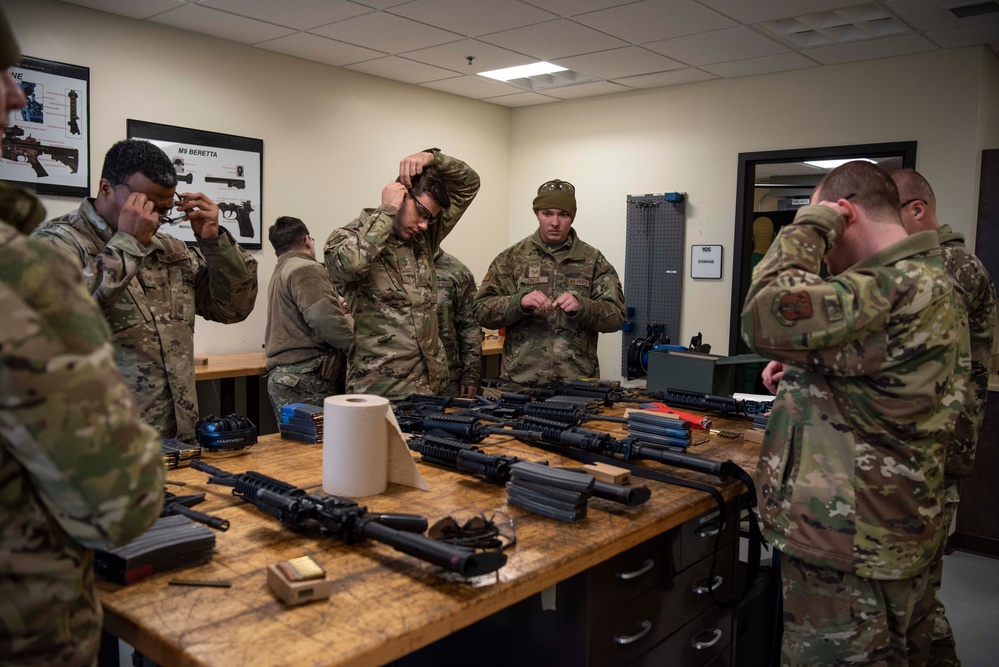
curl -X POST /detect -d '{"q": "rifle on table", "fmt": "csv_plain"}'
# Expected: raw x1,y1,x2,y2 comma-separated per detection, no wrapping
2,126,79,177
163,490,230,531
640,387,771,419
190,460,506,578
218,200,255,237
408,433,650,507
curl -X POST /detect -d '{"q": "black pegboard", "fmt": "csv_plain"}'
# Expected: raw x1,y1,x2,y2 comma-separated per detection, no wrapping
621,194,686,377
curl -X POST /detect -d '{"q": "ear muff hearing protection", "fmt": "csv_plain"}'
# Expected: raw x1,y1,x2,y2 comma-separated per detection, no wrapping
196,413,258,451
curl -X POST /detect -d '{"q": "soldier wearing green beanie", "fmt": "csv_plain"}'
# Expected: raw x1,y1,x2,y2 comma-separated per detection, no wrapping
474,178,625,383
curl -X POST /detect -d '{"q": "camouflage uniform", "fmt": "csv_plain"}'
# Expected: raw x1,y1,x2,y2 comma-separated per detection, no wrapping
0,183,165,666
32,199,258,442
473,229,625,383
740,205,969,666
265,251,353,419
929,225,996,666
435,249,482,396
324,150,479,400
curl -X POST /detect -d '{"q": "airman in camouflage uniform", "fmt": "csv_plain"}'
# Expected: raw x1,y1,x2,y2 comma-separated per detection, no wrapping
265,216,353,419
324,150,480,400
741,162,969,667
33,140,258,442
474,179,625,383
435,248,482,398
893,169,996,667
0,17,165,662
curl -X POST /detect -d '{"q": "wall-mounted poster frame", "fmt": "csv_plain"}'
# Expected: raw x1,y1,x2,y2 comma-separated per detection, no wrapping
0,56,90,197
127,119,263,250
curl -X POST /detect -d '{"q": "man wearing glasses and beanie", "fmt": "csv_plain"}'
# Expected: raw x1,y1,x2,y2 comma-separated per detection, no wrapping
325,150,480,400
33,140,258,441
474,179,625,383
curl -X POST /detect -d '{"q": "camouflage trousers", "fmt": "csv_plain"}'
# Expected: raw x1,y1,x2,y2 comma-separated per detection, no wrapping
927,476,963,667
266,358,338,421
780,554,934,666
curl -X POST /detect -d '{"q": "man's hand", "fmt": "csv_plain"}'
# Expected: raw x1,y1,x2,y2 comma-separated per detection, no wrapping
762,360,785,394
398,151,434,188
553,292,580,315
116,190,161,246
177,192,219,239
521,289,553,314
459,384,478,399
382,182,406,210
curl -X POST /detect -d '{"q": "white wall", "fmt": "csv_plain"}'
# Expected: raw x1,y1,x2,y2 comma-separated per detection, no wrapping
511,46,999,378
2,0,511,354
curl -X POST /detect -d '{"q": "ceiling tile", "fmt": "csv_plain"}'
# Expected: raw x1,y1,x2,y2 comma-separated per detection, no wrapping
884,0,999,32
539,80,633,99
644,27,789,65
481,91,562,107
612,68,719,89
403,39,534,73
310,12,464,53
697,0,864,24
555,46,686,79
256,32,385,66
198,0,371,30
345,56,463,84
926,23,999,49
150,4,295,43
479,19,629,60
523,0,637,17
804,33,937,65
351,0,413,9
388,0,557,37
419,75,521,99
57,0,190,20
573,0,737,44
700,52,817,78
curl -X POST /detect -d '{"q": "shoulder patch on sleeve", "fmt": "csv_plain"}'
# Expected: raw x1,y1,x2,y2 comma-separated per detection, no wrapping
771,290,812,326
822,294,844,322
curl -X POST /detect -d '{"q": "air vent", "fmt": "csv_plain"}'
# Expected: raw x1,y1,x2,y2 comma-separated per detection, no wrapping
949,2,999,19
500,69,597,92
757,4,909,48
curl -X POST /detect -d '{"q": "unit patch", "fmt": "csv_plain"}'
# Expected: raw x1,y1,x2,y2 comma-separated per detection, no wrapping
772,290,813,326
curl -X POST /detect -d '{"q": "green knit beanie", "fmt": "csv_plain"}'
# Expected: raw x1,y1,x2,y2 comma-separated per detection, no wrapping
532,179,576,218
0,10,21,69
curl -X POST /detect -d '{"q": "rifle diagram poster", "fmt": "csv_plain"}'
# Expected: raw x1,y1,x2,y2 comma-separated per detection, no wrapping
127,119,263,249
1,56,89,197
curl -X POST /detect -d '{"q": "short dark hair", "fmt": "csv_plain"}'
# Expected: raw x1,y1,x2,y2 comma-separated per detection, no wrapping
891,168,936,208
409,166,451,211
815,160,901,222
101,140,178,188
269,216,310,255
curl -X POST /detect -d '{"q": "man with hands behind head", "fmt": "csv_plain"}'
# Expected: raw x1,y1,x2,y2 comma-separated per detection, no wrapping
33,140,258,442
325,149,479,400
474,179,625,383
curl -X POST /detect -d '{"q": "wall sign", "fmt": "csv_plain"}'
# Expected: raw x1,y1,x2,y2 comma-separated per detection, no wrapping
690,244,722,279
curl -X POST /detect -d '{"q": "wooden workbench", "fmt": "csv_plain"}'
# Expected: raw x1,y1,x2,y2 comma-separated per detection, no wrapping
99,410,759,667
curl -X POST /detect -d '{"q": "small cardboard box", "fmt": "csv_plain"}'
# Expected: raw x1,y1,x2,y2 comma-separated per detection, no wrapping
646,350,766,395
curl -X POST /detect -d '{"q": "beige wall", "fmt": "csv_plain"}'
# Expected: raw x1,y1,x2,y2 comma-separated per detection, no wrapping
5,0,999,382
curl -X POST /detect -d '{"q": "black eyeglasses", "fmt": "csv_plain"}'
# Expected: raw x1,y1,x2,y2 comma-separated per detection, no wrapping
899,198,926,209
407,188,436,225
116,183,185,225
428,510,516,552
537,179,574,195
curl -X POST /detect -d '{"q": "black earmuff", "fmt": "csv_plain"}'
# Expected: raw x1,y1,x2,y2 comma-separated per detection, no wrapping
195,413,258,451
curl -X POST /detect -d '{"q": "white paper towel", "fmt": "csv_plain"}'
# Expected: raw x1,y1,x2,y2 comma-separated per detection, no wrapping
322,394,427,497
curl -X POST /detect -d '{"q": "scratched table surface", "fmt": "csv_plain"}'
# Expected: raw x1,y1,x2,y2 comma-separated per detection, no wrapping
98,407,761,667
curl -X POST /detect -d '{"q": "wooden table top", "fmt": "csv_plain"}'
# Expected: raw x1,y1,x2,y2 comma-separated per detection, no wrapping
99,408,760,667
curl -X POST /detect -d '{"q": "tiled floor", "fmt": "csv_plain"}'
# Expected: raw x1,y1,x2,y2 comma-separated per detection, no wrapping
939,549,999,667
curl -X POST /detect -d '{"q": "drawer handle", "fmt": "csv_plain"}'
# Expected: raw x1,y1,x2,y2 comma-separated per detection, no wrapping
691,628,723,650
696,521,724,538
614,620,652,645
616,558,655,580
693,575,723,595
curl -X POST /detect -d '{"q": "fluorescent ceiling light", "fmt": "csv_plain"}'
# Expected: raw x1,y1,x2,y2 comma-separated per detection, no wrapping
479,62,567,82
802,158,876,170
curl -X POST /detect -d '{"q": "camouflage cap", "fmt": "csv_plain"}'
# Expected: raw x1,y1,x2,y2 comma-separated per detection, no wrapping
0,9,21,68
533,179,576,218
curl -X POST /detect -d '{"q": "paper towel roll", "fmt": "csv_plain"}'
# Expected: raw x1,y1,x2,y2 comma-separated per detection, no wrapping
323,394,389,497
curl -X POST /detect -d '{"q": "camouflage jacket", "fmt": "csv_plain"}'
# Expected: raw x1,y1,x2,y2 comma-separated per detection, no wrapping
473,229,625,383
32,200,258,442
435,249,482,392
265,251,353,370
324,151,480,400
937,225,996,476
0,185,164,666
741,205,968,580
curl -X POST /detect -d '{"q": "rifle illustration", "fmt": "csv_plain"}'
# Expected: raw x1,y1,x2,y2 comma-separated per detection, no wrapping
190,460,506,578
205,176,246,189
218,200,254,237
67,90,80,135
1,126,79,177
163,490,230,531
408,433,650,507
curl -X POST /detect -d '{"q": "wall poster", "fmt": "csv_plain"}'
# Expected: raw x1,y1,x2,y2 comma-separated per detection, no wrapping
127,119,263,250
1,56,90,197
